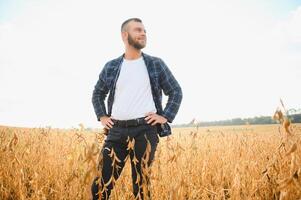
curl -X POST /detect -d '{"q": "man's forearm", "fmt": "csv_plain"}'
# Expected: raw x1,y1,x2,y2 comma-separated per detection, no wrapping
92,88,108,121
162,86,183,123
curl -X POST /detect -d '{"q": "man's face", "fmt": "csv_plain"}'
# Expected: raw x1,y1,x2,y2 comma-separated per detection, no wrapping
125,21,147,50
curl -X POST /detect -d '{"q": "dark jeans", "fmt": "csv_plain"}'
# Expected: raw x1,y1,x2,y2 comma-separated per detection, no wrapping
91,124,159,200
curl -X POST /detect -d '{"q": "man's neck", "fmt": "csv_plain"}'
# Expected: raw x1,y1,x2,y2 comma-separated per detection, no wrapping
124,47,142,60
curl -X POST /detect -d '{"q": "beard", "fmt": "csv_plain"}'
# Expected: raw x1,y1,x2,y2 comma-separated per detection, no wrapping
128,34,146,50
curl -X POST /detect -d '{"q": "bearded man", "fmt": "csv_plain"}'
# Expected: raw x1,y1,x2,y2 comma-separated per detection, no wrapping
91,18,182,200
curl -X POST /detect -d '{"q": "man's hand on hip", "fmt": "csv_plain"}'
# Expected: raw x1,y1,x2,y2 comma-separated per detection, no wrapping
100,116,114,129
145,112,167,126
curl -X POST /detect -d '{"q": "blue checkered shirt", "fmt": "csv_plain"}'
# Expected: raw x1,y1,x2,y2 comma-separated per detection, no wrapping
92,53,182,135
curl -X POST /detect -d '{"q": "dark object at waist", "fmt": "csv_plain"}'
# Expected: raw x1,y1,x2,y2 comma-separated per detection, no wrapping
112,117,148,128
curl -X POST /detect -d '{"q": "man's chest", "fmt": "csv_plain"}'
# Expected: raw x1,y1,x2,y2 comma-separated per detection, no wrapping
116,64,151,90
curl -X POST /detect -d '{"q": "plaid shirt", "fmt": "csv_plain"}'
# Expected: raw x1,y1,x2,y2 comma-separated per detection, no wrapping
92,52,182,136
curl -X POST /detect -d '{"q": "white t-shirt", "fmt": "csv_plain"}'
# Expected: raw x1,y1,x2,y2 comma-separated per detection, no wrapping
111,57,157,120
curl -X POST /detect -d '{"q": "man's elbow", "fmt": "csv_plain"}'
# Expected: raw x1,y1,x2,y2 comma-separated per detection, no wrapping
176,85,183,104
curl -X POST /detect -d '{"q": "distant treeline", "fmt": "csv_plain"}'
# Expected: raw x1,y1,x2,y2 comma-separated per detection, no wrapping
174,113,301,127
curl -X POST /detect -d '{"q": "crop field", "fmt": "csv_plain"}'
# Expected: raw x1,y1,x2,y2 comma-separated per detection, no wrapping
1,117,301,199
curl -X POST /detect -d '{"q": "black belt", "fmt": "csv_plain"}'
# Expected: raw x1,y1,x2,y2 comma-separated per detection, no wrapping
112,117,148,128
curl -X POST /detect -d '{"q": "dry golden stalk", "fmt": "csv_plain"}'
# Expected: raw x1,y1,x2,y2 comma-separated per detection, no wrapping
283,118,292,135
273,110,284,123
286,143,297,156
8,133,18,151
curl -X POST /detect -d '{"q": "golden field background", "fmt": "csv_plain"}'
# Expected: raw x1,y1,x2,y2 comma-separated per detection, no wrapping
0,122,301,200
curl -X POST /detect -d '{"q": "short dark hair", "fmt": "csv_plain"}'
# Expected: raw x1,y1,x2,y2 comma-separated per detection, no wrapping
121,18,142,32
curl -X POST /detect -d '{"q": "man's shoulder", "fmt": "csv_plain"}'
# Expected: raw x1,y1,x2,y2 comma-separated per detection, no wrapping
142,53,168,72
103,55,124,69
142,53,163,62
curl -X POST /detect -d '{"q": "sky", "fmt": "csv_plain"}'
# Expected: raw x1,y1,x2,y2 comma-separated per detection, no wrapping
0,0,301,128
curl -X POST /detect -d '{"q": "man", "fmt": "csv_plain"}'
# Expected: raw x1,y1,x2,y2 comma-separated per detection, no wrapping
91,18,182,200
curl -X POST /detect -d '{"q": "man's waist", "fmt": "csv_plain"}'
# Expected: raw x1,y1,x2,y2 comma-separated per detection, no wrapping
112,117,148,128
